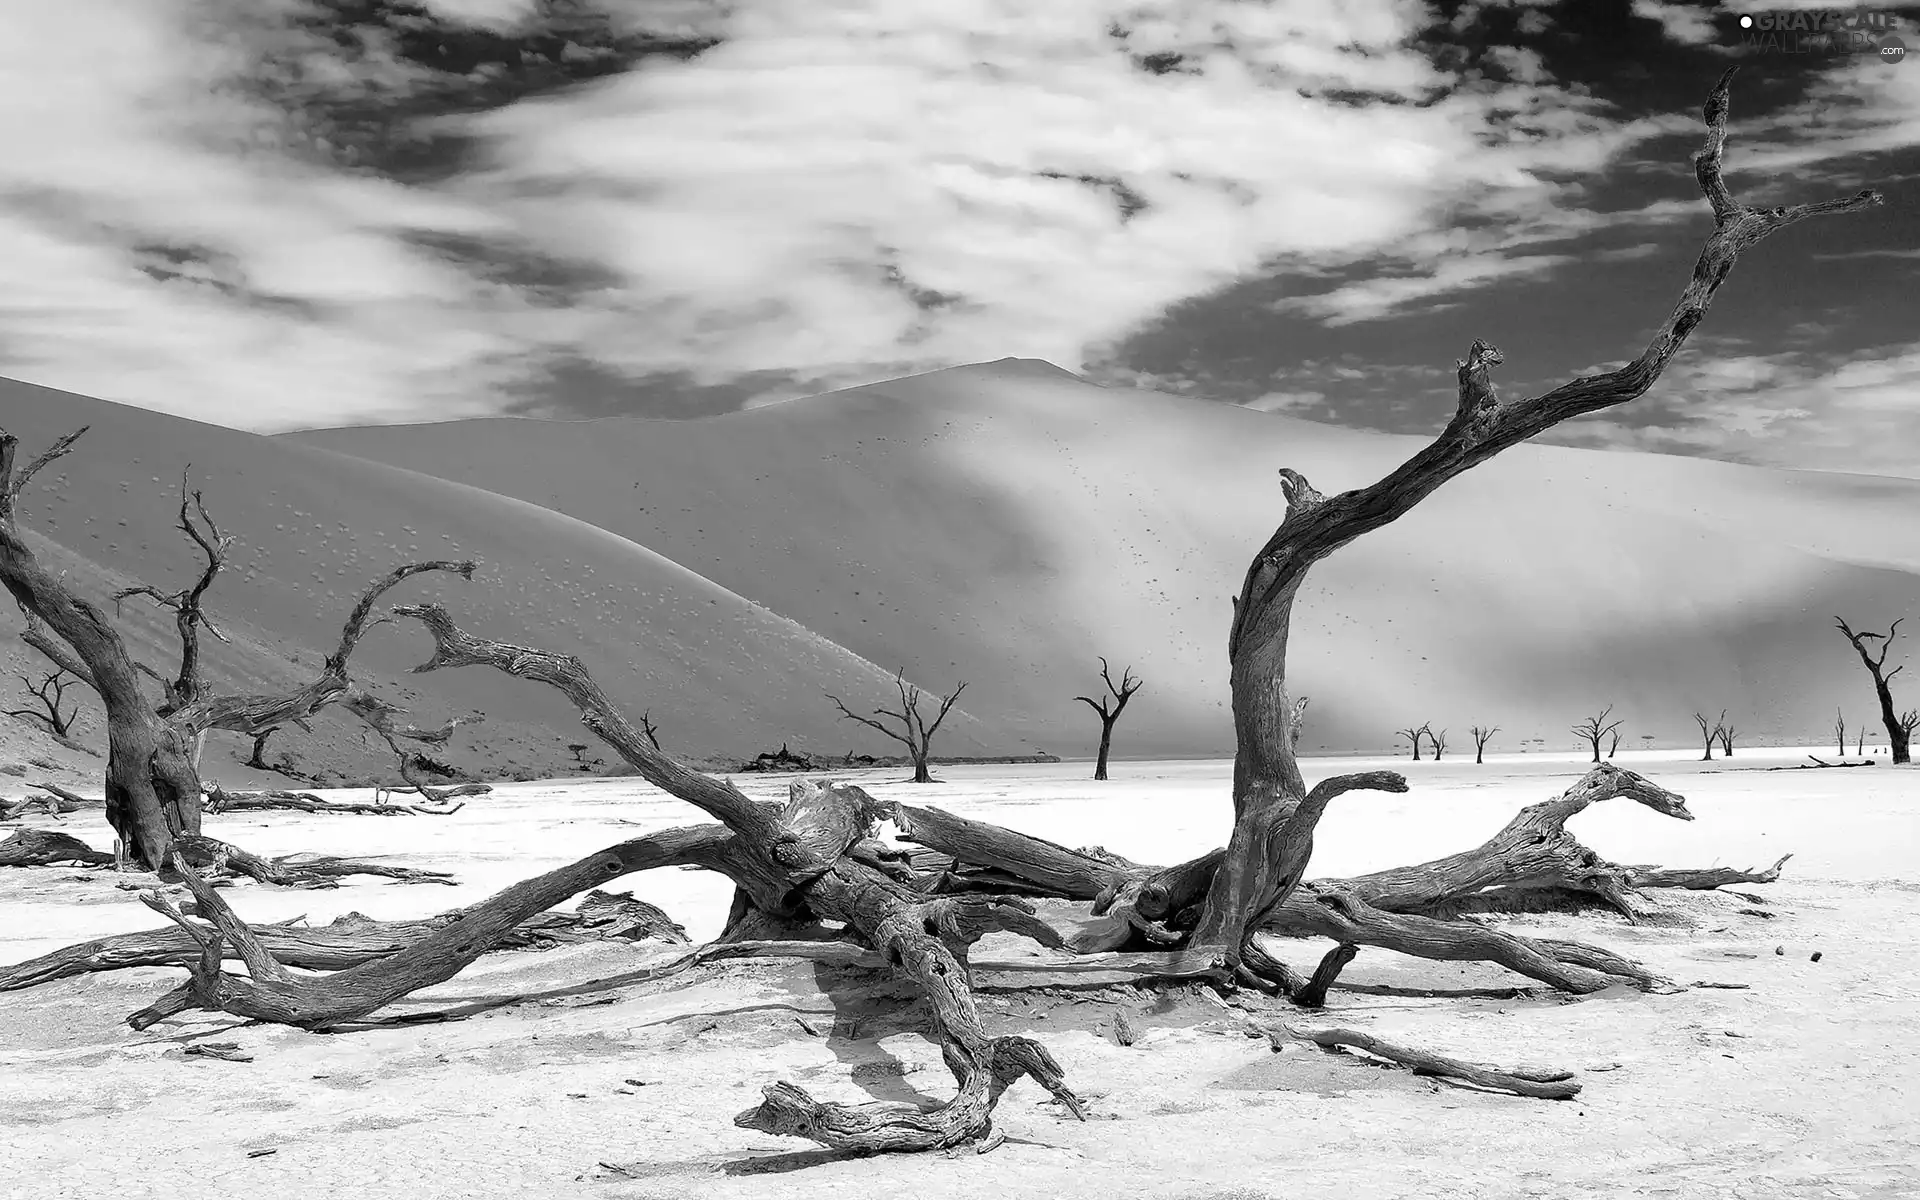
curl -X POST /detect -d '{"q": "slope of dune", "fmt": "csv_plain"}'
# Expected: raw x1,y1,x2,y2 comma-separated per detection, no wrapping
0,376,1019,779
285,358,1920,758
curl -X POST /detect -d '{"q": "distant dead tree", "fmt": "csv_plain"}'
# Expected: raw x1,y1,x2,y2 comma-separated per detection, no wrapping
1571,706,1623,764
1715,719,1737,757
639,710,661,752
1691,711,1724,762
827,671,967,784
567,743,591,767
1833,709,1846,757
1428,727,1449,760
1075,658,1143,781
1857,725,1866,756
1469,724,1499,764
1900,709,1920,750
1607,727,1622,759
1834,617,1912,764
1396,723,1430,762
5,669,79,740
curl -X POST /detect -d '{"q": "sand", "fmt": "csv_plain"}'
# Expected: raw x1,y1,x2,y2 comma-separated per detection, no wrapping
3,749,1916,1200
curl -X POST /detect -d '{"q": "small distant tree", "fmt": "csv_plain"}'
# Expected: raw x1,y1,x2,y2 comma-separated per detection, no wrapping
1834,617,1912,765
1607,727,1622,759
1571,705,1623,764
1691,710,1724,761
827,671,968,784
1858,726,1867,756
5,669,79,740
1639,734,1655,751
639,710,661,751
245,726,279,770
1074,658,1143,781
1396,723,1430,761
1833,709,1847,757
1469,724,1498,764
1428,727,1449,760
1716,719,1737,757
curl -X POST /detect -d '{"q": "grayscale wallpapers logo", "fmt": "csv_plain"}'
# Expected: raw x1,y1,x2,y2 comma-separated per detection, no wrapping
1735,9,1907,62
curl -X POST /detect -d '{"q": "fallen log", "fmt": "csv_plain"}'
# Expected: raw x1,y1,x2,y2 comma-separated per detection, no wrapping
172,834,456,889
204,784,468,817
1280,1026,1582,1100
0,828,113,868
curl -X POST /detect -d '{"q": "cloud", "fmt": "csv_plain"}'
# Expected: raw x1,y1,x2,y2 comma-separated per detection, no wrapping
1241,390,1327,414
1630,0,1723,48
1543,341,1920,479
0,0,1912,438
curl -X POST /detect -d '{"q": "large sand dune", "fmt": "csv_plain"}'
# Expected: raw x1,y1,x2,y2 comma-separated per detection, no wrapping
283,359,1920,758
0,376,1011,778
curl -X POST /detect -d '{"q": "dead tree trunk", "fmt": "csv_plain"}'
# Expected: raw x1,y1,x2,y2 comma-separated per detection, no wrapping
1834,709,1846,757
1075,657,1143,781
1428,727,1448,761
1470,724,1498,764
1716,720,1736,757
1835,617,1911,764
827,671,967,784
1693,711,1719,761
1571,706,1622,765
0,431,486,869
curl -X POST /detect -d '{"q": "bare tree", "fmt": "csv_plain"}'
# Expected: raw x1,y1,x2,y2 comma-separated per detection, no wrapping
1469,724,1499,764
827,671,967,784
5,669,79,740
1715,719,1737,757
1834,709,1846,757
1075,658,1144,781
1692,710,1722,762
1607,727,1622,759
1396,723,1430,762
1900,709,1920,749
1857,725,1866,756
1428,727,1449,761
244,727,278,771
639,709,661,752
1834,617,1912,764
1571,706,1623,764
0,74,1880,1154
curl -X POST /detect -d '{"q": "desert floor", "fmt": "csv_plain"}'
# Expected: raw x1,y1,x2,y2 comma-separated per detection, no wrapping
2,750,1916,1200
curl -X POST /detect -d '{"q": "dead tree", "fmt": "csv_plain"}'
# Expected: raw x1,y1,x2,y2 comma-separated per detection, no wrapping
1715,720,1736,757
1834,617,1912,764
1428,727,1449,760
826,671,967,784
0,439,484,869
1606,727,1622,759
639,709,661,751
1469,724,1498,764
1396,723,1430,761
1692,710,1722,761
5,669,79,740
0,73,1881,1155
1075,657,1143,780
1834,709,1846,757
1571,706,1623,764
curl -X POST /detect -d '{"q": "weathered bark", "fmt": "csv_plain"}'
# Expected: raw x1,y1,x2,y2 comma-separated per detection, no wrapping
1626,854,1791,890
0,891,688,993
172,834,457,889
1835,617,1912,764
204,783,468,817
1076,658,1142,781
1278,1027,1581,1101
827,672,967,785
0,828,114,867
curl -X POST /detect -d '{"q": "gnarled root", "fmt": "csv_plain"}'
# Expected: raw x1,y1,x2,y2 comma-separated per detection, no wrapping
1279,1026,1581,1100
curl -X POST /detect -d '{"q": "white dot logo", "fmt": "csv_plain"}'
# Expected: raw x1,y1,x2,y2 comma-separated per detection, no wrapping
1739,14,1754,28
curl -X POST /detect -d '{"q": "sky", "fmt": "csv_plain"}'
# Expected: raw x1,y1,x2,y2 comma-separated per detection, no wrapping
0,0,1916,475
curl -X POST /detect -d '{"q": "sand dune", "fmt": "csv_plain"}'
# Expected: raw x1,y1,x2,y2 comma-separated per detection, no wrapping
0,376,1012,779
283,358,1920,758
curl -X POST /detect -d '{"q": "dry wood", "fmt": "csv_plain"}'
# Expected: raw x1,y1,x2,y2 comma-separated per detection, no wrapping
204,783,466,817
0,827,114,867
1282,1026,1581,1100
1626,854,1792,890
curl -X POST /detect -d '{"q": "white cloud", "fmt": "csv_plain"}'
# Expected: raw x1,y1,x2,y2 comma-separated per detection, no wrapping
1546,341,1920,479
1631,0,1722,47
1242,390,1326,413
0,0,1912,434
